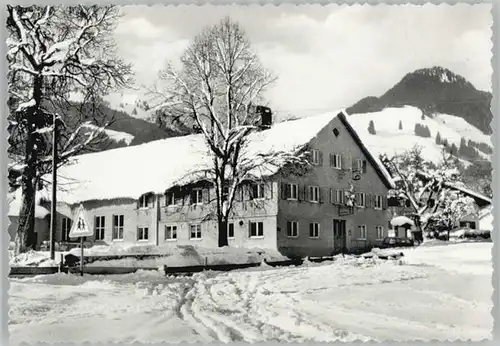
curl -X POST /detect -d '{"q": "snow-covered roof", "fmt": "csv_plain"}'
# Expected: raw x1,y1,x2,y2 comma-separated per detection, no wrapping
445,183,492,206
390,216,415,227
7,190,50,219
37,110,394,205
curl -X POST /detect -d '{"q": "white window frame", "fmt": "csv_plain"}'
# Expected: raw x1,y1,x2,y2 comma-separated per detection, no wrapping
137,227,149,241
376,226,384,240
249,221,264,238
309,223,320,238
356,159,364,172
358,225,367,240
165,225,177,241
374,195,382,210
311,149,320,165
252,183,265,200
356,192,366,208
228,223,235,239
189,224,202,239
286,221,299,238
191,188,203,205
309,186,320,203
94,216,105,241
286,183,298,200
332,154,342,169
138,194,151,209
337,189,345,205
112,214,124,241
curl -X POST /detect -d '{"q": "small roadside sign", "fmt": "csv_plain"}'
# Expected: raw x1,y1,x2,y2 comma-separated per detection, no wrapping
69,205,93,238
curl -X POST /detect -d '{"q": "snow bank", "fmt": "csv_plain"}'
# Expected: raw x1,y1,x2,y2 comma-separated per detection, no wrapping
9,250,68,267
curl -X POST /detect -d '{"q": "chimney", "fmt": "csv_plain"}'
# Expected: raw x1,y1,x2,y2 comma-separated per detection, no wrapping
256,105,272,129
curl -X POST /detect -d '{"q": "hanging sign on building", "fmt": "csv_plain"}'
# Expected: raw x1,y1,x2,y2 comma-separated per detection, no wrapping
69,205,93,238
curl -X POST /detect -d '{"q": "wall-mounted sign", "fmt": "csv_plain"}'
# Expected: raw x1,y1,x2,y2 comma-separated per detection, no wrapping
352,169,361,181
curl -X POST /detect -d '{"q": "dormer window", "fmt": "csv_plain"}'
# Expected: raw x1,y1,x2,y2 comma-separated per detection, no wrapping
138,193,153,209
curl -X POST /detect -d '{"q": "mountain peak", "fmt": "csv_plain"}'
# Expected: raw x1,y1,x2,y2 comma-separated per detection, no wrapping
346,66,492,134
408,66,469,86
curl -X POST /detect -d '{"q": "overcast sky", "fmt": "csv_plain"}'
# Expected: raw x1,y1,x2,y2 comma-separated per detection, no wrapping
111,3,492,118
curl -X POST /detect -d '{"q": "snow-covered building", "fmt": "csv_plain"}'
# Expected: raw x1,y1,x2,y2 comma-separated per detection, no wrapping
13,110,396,256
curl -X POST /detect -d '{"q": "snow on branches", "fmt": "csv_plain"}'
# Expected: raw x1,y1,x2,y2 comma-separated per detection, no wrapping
7,5,132,252
380,145,476,231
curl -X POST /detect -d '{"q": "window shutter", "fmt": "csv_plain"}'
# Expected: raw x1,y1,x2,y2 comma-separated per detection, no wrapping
319,151,323,166
319,187,324,203
285,184,291,199
329,153,334,167
383,196,388,210
298,185,303,201
362,160,367,174
280,183,286,200
305,186,310,202
309,223,313,237
351,157,356,171
267,182,273,199
330,188,334,204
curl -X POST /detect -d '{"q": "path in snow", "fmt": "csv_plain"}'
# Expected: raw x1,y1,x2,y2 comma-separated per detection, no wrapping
9,243,493,344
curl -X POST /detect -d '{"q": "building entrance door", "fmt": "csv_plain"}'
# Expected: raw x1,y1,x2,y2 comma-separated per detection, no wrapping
333,219,347,254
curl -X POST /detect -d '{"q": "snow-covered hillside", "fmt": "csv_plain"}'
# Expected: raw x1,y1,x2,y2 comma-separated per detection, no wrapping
82,123,135,146
347,106,491,165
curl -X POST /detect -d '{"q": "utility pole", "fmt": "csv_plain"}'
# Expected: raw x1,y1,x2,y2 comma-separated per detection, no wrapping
49,114,58,260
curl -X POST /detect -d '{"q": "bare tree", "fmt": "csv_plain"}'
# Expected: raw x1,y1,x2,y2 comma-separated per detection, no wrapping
150,17,308,247
7,5,132,253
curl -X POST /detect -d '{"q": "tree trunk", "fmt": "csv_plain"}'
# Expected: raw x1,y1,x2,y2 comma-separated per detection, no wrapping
15,76,41,254
16,175,36,253
218,217,228,247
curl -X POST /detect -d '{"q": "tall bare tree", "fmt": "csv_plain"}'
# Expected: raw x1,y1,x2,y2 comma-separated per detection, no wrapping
7,5,132,253
150,17,307,247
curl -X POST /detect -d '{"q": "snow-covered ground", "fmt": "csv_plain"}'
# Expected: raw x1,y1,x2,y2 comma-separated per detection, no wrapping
9,242,492,344
9,244,289,268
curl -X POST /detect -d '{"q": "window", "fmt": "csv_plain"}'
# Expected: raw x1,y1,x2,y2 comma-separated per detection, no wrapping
358,225,367,239
228,223,235,239
286,183,298,200
376,226,384,240
355,159,367,173
251,183,265,200
330,154,342,169
337,189,345,204
356,192,366,207
61,217,72,241
138,194,152,209
94,216,105,240
374,195,382,209
165,225,177,241
309,223,320,238
166,192,182,206
190,224,202,239
286,221,299,237
112,215,124,240
190,188,203,205
309,186,320,203
311,149,321,165
249,221,264,238
137,227,149,241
